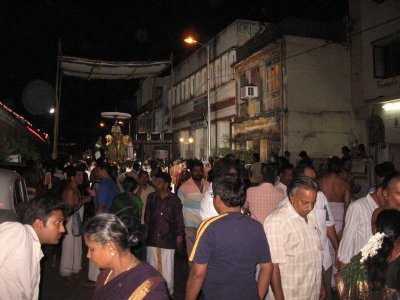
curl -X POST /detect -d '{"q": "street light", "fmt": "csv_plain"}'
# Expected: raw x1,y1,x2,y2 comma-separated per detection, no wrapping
49,107,55,114
184,35,211,159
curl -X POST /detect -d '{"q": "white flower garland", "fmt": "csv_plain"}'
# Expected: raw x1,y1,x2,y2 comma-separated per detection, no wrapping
360,232,387,263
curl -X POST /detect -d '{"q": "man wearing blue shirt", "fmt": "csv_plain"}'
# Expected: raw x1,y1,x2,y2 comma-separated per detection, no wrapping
186,174,273,300
94,161,120,214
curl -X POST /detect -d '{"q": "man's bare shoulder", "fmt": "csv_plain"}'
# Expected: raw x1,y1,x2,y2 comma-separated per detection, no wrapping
319,173,349,188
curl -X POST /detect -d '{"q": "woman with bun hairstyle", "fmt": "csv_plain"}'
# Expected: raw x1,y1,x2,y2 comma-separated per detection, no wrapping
84,214,168,299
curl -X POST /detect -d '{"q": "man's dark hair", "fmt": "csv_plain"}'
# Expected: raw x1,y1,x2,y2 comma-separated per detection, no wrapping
288,176,318,197
65,165,83,180
96,160,110,174
191,159,204,170
212,175,245,207
224,153,235,160
375,162,395,178
326,156,342,174
186,159,194,171
125,160,133,169
382,171,400,190
341,146,350,154
279,163,294,175
155,172,171,185
293,163,315,179
261,163,279,184
132,161,140,172
138,170,149,178
150,160,158,170
209,157,238,182
122,176,138,193
23,197,66,226
299,151,308,158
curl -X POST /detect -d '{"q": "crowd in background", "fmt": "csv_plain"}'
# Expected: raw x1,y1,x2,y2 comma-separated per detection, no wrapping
2,145,400,299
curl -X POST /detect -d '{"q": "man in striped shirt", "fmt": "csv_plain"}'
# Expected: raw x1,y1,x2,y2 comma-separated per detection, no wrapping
337,184,385,267
177,160,210,260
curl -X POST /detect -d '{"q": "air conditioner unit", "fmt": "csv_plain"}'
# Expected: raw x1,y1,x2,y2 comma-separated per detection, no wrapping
240,86,258,99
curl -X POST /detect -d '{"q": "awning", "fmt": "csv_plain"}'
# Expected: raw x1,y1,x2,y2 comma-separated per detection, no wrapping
60,55,170,80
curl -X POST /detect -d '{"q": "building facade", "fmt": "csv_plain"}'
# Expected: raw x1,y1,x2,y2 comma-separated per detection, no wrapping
134,77,172,160
349,0,400,168
169,20,262,159
233,19,353,162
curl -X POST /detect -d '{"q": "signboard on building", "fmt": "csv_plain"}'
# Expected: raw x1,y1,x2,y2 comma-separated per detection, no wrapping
233,117,279,137
189,115,207,129
194,97,207,112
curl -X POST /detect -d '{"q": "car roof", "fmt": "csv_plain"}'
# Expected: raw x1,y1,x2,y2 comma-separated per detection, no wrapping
0,162,28,175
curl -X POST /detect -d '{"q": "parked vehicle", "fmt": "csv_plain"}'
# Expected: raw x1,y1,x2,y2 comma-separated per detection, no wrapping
0,167,30,223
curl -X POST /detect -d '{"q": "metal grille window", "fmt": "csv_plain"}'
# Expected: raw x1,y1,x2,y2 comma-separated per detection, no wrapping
374,40,400,78
265,63,280,94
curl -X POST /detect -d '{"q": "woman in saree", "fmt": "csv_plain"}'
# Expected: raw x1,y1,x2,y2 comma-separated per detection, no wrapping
84,213,168,300
336,209,400,299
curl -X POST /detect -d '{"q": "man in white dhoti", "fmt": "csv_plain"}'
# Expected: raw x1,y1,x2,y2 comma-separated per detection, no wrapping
59,166,93,281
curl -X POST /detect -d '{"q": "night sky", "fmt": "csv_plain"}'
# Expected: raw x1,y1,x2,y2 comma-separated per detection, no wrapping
0,0,347,148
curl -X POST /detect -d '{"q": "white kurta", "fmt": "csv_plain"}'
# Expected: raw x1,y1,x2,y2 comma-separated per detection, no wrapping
199,183,218,221
0,222,43,300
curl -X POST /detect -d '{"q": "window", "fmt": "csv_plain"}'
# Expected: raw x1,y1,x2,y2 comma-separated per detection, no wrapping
203,68,208,93
191,75,195,96
176,83,181,104
215,59,221,86
221,55,227,83
240,73,248,88
154,87,162,107
265,63,280,94
172,87,177,106
374,39,400,78
181,81,185,101
185,78,190,99
196,73,201,96
210,63,214,89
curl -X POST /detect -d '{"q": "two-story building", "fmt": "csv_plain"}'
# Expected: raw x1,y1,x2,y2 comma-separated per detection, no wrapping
232,18,353,162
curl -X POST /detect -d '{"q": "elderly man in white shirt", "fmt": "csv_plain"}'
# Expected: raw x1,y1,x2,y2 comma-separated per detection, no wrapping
337,185,385,266
265,176,324,300
279,164,339,300
0,198,66,300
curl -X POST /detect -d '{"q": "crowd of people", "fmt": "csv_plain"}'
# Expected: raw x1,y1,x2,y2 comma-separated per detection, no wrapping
0,147,400,299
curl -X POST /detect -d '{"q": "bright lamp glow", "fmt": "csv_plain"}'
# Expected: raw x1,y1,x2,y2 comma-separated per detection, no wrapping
179,137,184,143
383,101,400,111
188,137,194,143
49,107,55,114
184,36,197,44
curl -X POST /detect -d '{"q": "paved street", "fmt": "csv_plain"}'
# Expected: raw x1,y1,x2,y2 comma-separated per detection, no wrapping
40,244,190,300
